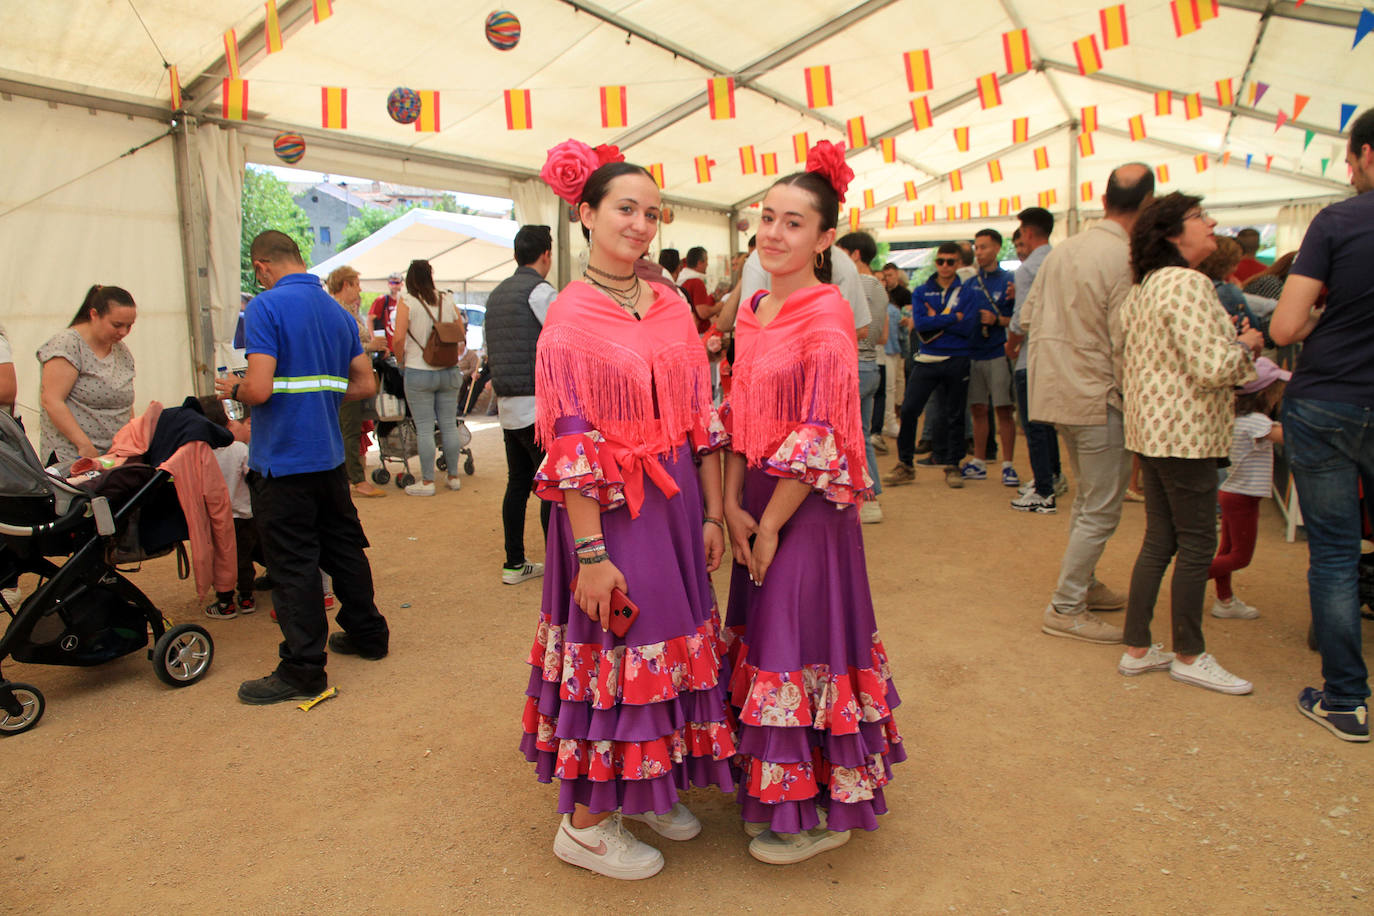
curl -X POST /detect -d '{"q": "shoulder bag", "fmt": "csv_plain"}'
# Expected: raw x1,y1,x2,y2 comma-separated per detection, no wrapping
407,294,465,368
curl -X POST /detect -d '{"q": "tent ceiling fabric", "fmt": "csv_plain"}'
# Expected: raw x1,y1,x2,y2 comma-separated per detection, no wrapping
308,209,518,289
1,0,1369,240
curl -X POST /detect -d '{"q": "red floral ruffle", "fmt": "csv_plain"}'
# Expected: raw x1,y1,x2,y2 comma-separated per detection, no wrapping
763,423,874,506
533,430,627,510
690,402,730,455
727,634,895,735
736,724,900,804
527,614,730,708
521,702,735,781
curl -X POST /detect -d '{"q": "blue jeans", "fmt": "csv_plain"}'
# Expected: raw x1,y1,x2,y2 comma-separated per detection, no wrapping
858,360,882,495
1015,368,1062,497
404,366,464,483
1284,397,1374,707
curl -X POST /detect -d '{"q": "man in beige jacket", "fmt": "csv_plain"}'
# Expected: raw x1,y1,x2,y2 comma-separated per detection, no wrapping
1020,163,1153,644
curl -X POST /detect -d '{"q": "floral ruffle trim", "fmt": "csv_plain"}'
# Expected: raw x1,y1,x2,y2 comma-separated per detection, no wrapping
762,423,874,506
533,430,626,511
728,633,895,736
736,726,900,805
527,614,729,708
522,701,736,781
690,402,730,455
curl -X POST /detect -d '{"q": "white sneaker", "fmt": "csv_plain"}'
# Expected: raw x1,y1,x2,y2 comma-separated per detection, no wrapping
748,827,851,865
405,481,436,496
1,586,22,608
1211,596,1259,619
859,501,884,524
625,803,701,841
1169,653,1253,695
502,562,545,585
446,475,462,491
1118,643,1176,676
745,807,827,838
552,813,664,880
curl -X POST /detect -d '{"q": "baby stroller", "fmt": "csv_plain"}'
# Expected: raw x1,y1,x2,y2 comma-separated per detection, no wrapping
369,355,475,489
0,412,213,736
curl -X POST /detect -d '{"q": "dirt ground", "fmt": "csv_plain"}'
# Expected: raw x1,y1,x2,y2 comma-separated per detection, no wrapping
2,420,1371,915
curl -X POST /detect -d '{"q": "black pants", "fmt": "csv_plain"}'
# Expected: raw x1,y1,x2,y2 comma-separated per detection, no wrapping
503,424,552,569
249,465,389,690
897,356,970,467
233,517,261,597
871,363,886,437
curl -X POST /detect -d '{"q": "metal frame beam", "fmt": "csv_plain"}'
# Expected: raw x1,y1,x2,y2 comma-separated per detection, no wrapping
183,0,316,115
0,73,170,122
1223,5,1274,149
1095,124,1350,191
1218,0,1362,29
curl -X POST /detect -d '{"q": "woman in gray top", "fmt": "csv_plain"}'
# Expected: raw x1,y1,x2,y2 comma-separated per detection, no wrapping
37,285,137,464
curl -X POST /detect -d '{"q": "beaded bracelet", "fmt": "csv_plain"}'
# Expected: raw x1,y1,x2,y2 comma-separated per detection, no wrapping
573,534,605,547
577,551,610,565
703,517,725,531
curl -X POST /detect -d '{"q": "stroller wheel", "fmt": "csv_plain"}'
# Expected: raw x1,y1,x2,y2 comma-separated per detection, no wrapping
153,624,214,687
0,683,44,736
464,452,475,476
436,455,448,473
371,468,390,486
398,473,415,489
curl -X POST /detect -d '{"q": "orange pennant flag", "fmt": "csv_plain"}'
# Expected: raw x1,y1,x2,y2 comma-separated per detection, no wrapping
168,66,182,111
1100,4,1129,49
954,126,970,152
1216,78,1235,107
863,189,876,210
1155,91,1173,116
504,89,532,130
1081,180,1094,202
910,96,934,131
1156,163,1171,183
1183,92,1202,120
1080,106,1098,132
739,145,757,175
988,159,1004,182
886,207,898,229
694,155,714,183
804,66,833,108
707,77,735,120
1033,146,1050,170
1293,93,1310,120
264,0,284,54
976,72,1002,110
1129,114,1147,141
760,152,778,176
320,86,347,129
600,85,628,129
222,78,248,120
904,49,933,93
1012,117,1029,143
949,170,964,192
1221,150,1231,166
1078,132,1095,157
1074,35,1102,75
880,137,896,163
223,29,240,78
312,0,333,23
415,90,440,133
846,116,868,149
1194,153,1209,172
1003,29,1031,75
792,132,810,163
647,163,664,188
904,180,918,201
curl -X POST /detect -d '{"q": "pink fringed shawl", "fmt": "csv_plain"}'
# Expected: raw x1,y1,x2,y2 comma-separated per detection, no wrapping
535,280,712,456
731,284,866,472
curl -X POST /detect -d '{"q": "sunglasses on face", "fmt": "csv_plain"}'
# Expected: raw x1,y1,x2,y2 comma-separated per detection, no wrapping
935,257,957,266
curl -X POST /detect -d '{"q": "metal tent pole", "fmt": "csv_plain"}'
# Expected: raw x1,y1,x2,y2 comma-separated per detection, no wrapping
171,116,216,396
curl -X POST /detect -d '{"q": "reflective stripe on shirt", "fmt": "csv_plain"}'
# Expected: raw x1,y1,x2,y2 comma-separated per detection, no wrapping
271,374,348,394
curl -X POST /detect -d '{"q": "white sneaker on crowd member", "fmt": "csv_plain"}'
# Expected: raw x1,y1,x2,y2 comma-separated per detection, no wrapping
749,828,851,865
502,561,545,586
1,586,21,608
446,475,462,491
1211,595,1260,619
745,807,828,838
552,813,664,880
1118,643,1176,676
1169,653,1253,695
1010,491,1056,514
624,803,702,841
405,480,436,496
859,501,884,524
869,433,889,455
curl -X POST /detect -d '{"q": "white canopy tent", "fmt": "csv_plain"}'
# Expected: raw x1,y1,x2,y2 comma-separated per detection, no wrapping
0,0,1369,414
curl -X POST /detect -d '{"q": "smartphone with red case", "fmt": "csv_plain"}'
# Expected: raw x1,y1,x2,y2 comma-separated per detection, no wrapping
569,574,641,637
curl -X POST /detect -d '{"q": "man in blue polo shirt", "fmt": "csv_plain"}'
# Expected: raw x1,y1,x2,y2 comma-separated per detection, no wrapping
216,230,390,705
959,228,1017,486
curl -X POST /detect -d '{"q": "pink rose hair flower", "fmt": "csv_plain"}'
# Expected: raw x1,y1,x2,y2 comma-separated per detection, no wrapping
540,139,603,205
804,140,854,203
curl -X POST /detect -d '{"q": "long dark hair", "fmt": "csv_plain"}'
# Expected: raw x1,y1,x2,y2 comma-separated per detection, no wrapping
580,162,656,242
768,170,840,284
1129,192,1201,282
405,259,438,307
69,284,135,327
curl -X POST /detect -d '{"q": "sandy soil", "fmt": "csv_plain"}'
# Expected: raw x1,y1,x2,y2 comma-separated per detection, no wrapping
2,422,1371,914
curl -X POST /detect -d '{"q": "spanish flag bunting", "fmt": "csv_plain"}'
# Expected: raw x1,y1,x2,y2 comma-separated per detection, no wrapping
886,207,898,229
1293,94,1310,120
1033,146,1050,170
312,0,332,23
415,90,440,133
1003,29,1032,75
946,206,957,221
1074,35,1102,76
761,152,778,176
1079,106,1098,133
504,89,532,130
988,159,1004,182
695,155,715,183
1156,163,1170,183
739,145,757,175
846,116,868,149
804,65,833,108
978,201,989,218
600,85,628,129
168,66,182,111
1012,116,1029,143
849,207,861,231
949,169,964,192
913,212,924,226
998,197,1010,216
793,132,810,163
1184,92,1202,120
223,29,240,78
904,49,933,93
1081,180,1094,202
904,180,918,201
863,189,876,210
1078,132,1095,157
1198,0,1219,23
1100,4,1129,49
880,137,897,163
222,78,249,120
1037,189,1057,208
647,163,664,188
954,126,970,152
1010,195,1021,211
924,204,936,222
959,202,971,221
910,96,934,131
1215,78,1235,107
707,77,735,120
1155,91,1172,116
1194,153,1209,172
321,86,347,128
976,72,1002,110
264,0,284,54
1171,0,1201,36
1129,114,1147,141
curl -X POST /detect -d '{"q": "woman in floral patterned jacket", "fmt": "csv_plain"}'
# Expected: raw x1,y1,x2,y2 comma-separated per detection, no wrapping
1113,192,1263,695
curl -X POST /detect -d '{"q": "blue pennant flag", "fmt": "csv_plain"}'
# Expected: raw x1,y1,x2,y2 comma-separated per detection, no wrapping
1340,103,1358,133
1356,8,1374,48
1245,153,1253,169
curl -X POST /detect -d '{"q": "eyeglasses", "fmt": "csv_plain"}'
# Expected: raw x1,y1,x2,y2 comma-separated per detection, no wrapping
1184,210,1210,222
935,257,958,266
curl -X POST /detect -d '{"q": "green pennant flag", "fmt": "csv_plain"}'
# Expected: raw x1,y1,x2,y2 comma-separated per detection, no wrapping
1321,157,1329,173
1303,129,1315,151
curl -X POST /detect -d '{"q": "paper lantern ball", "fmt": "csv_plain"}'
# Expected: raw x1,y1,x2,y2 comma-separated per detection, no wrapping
736,218,750,232
485,10,521,50
273,133,306,164
386,87,422,124
661,206,675,225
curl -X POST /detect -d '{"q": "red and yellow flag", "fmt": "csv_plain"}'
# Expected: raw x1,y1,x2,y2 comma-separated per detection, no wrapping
1080,106,1098,132
998,198,1011,217
1074,35,1102,75
739,144,757,175
846,116,868,149
1100,4,1129,49
1037,189,1057,208
792,132,810,163
978,201,990,218
924,204,936,222
949,169,964,192
504,89,532,130
976,72,1002,110
1184,92,1203,119
600,85,628,129
904,180,918,201
320,86,347,128
1081,180,1094,202
954,126,970,152
1128,114,1147,141
959,202,971,221
707,77,735,120
222,78,248,120
312,0,332,23
1156,163,1170,183
761,152,778,176
415,90,440,132
1033,146,1050,170
886,207,898,229
694,155,714,183
862,189,876,210
1012,116,1029,143
849,207,861,231
880,137,896,163
988,159,1004,182
1215,78,1234,107
1199,0,1219,22
647,163,664,188
904,49,933,93
913,212,924,226
168,66,182,111
264,0,284,54
1003,29,1032,75
1078,132,1095,157
1172,0,1217,36
223,29,240,78
804,66,833,108
945,206,957,222
1194,153,1209,172
1155,91,1173,116
1010,195,1022,211
910,96,934,131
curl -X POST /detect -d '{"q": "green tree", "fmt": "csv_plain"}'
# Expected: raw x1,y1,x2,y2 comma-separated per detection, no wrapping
240,167,313,292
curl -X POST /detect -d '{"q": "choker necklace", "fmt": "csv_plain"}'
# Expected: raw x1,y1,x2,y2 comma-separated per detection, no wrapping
583,271,643,318
585,263,635,283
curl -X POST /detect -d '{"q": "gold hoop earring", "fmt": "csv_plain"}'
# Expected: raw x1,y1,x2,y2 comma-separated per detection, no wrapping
814,252,824,270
